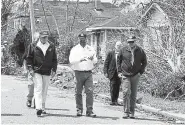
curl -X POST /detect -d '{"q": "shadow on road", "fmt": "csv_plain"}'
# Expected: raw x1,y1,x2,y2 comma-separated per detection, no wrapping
45,113,79,118
44,113,119,120
46,108,70,111
1,114,22,116
134,117,166,122
95,116,119,120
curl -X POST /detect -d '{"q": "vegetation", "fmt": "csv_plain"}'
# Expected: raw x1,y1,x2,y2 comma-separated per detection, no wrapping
139,0,185,99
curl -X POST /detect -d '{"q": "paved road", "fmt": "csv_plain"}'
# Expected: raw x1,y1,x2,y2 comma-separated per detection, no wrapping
1,75,169,124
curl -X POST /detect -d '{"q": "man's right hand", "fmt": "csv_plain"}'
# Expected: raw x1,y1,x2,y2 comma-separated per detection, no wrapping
118,73,126,79
29,70,34,76
104,73,108,78
118,73,122,78
80,57,87,62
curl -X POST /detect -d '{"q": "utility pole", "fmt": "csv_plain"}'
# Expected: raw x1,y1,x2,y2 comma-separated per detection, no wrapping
66,0,69,34
29,0,35,43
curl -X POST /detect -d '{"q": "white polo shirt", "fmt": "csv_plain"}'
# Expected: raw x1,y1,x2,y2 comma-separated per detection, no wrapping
37,40,50,56
69,44,97,71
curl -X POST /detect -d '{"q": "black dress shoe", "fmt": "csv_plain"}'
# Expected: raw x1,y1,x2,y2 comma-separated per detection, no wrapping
42,110,46,114
115,102,122,106
36,110,42,117
130,114,135,119
76,110,82,116
110,102,116,105
33,99,36,109
26,100,32,107
86,111,96,117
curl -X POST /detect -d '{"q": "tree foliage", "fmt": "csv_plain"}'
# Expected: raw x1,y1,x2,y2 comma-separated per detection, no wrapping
137,0,185,99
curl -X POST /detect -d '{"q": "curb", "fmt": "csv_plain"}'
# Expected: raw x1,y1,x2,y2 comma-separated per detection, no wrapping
96,94,185,121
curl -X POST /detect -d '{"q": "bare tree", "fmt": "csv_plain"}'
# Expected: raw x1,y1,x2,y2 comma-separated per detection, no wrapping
1,0,21,32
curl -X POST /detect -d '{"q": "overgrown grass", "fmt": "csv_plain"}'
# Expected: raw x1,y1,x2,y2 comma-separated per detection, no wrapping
50,64,185,115
137,92,185,114
93,73,185,114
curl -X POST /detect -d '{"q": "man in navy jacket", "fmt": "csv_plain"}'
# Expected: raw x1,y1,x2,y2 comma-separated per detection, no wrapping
117,36,147,119
27,31,57,117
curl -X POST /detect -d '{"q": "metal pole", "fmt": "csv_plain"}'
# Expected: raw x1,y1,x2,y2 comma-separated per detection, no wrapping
66,0,69,34
29,0,35,43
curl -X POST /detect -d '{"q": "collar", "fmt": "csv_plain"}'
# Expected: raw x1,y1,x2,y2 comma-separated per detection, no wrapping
37,40,50,47
125,45,138,52
77,44,90,49
115,50,119,54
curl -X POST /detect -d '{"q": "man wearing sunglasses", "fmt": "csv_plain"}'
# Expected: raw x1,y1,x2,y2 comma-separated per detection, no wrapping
117,36,147,119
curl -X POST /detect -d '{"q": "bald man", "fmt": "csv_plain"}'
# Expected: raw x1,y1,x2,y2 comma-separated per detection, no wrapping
104,41,122,105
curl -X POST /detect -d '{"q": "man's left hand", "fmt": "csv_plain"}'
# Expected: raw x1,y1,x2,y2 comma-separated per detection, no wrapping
88,55,94,60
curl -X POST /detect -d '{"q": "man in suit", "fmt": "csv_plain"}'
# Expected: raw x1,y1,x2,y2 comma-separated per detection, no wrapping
104,41,122,105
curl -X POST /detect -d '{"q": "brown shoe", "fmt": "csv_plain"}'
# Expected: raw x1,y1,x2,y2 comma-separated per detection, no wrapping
86,111,96,117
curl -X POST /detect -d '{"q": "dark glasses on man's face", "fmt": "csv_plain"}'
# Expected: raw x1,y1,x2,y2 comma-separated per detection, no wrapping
128,41,134,43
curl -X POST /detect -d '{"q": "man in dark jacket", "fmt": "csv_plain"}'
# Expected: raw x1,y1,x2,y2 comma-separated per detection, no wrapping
27,31,57,117
117,36,147,119
104,41,122,105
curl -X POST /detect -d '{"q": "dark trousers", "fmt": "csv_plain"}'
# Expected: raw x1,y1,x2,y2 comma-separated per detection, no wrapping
74,71,94,113
110,72,121,103
122,73,140,114
27,73,34,101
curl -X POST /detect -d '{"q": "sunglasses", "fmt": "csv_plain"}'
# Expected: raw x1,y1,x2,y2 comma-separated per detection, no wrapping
128,41,134,43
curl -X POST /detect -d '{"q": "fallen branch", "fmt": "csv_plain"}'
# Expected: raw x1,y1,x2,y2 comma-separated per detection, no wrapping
178,94,185,100
164,84,185,100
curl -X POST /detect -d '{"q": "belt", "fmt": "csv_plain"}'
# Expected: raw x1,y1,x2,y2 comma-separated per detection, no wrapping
75,70,92,72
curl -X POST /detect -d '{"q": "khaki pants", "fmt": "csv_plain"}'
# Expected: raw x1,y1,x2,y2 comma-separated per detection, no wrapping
27,71,34,101
33,73,50,110
122,73,140,114
74,71,94,113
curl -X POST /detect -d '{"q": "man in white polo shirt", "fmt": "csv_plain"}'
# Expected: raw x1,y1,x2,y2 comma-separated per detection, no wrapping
69,33,97,117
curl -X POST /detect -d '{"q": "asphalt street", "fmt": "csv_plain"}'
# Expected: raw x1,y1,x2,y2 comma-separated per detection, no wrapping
1,75,169,124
